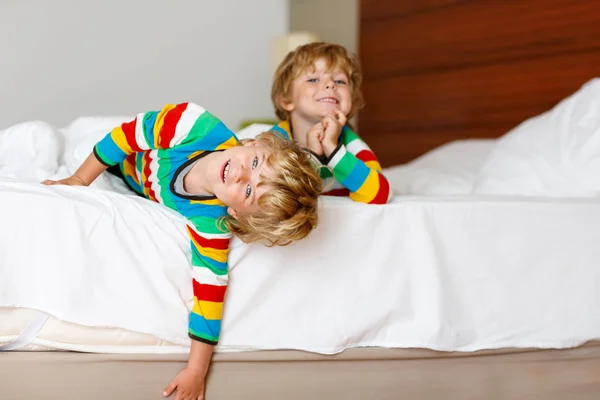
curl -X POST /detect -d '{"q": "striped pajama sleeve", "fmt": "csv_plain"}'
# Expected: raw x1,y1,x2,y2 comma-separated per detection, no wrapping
186,222,232,345
325,127,392,204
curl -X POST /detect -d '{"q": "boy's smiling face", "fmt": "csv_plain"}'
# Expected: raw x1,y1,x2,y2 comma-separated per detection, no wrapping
208,142,274,219
283,58,352,124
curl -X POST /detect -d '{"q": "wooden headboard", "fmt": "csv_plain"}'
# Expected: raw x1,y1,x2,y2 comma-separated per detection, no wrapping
358,0,600,166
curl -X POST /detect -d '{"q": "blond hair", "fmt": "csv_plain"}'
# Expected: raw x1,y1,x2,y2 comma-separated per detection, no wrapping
271,42,365,122
221,130,322,246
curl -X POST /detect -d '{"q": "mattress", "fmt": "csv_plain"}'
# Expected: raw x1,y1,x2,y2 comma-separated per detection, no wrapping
0,307,184,353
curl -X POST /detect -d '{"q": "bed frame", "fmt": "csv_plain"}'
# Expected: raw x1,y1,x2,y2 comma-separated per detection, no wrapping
4,345,600,399
3,1,600,398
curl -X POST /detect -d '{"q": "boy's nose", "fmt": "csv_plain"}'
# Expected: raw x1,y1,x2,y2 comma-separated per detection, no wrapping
324,78,336,89
235,165,248,183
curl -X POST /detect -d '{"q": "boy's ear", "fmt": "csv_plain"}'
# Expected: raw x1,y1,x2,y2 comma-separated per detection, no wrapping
277,93,295,112
227,207,239,219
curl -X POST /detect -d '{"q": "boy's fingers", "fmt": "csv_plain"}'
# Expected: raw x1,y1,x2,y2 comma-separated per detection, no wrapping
174,390,187,400
335,109,348,124
164,379,178,397
323,115,338,128
309,127,322,136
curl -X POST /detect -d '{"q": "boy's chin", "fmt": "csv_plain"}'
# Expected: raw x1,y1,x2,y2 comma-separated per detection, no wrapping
317,105,345,115
317,109,337,117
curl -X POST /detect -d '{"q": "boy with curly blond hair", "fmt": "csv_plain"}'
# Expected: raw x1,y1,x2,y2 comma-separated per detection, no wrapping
44,102,321,400
271,42,391,204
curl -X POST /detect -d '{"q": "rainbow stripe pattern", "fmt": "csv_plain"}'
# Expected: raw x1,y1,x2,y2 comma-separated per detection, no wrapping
94,102,238,345
271,121,392,204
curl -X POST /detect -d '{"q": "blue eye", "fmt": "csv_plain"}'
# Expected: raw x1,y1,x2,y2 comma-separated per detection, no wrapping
252,156,258,169
335,80,346,85
246,185,252,198
307,78,318,83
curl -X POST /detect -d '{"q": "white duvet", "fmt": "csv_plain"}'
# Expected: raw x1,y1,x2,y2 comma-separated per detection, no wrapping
2,78,600,354
472,78,600,196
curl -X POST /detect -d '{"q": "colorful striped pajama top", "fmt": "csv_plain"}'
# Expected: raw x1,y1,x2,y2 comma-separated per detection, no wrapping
93,102,238,345
271,121,392,204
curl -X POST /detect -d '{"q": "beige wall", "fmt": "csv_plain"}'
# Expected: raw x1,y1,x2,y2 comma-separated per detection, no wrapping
290,0,359,54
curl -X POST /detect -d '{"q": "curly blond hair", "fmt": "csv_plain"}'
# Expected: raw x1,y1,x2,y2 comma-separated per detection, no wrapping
271,42,365,122
221,130,322,246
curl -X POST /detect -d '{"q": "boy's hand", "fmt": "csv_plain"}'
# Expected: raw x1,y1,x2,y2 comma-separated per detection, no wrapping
42,175,88,186
306,122,325,157
42,153,106,187
163,366,206,400
322,109,347,156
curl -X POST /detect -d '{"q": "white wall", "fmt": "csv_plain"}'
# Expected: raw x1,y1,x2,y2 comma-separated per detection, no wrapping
0,0,288,130
290,0,358,54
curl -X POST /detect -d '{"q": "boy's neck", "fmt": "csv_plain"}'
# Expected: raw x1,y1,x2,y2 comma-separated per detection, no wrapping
183,153,215,196
289,115,319,148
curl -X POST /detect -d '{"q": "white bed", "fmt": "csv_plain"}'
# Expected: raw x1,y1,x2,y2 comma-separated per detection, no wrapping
3,191,600,355
2,78,600,357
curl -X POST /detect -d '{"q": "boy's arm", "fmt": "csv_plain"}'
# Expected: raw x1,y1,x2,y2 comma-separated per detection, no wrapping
186,221,230,345
94,102,236,167
163,220,231,398
44,103,235,188
163,338,213,398
322,127,392,204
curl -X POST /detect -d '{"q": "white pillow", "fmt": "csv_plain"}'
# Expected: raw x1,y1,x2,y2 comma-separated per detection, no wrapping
235,123,274,140
0,121,63,182
472,78,600,197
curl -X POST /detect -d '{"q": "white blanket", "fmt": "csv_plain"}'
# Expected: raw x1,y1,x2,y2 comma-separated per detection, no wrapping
473,78,600,196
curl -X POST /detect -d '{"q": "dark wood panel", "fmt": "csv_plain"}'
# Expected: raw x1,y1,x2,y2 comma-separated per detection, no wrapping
361,1,600,78
360,0,597,24
359,0,600,166
362,51,600,129
361,0,469,21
